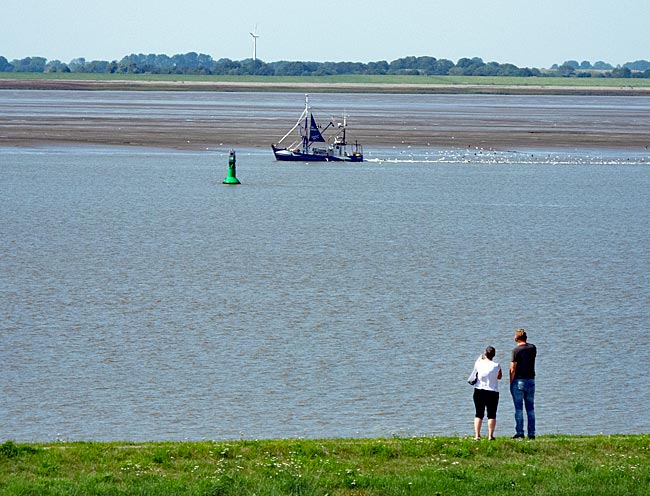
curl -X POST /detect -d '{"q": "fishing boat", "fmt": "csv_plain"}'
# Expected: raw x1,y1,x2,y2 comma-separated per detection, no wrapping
271,95,363,162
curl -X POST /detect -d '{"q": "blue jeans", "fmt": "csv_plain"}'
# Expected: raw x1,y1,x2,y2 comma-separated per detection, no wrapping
510,379,535,437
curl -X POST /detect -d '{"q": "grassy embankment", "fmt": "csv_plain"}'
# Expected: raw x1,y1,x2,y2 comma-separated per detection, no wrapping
1,435,648,495
2,72,650,94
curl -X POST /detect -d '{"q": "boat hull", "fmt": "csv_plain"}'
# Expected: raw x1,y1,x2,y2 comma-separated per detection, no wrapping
272,145,363,162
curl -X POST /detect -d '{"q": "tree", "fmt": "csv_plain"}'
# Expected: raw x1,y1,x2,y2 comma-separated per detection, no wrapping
117,55,141,73
274,61,313,76
45,60,70,73
0,51,605,77
611,66,632,78
0,56,13,71
593,60,614,70
239,58,273,75
472,62,500,76
556,63,576,77
83,60,110,73
68,58,86,72
105,61,119,73
11,56,46,72
414,56,437,75
331,61,366,75
454,57,485,75
213,58,240,75
388,56,418,74
624,60,650,71
431,59,454,75
495,63,521,77
367,61,389,75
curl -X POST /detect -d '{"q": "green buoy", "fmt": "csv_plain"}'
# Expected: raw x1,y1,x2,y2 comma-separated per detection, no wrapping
223,149,241,185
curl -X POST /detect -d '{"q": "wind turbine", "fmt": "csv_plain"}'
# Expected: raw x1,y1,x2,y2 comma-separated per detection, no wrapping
250,25,260,61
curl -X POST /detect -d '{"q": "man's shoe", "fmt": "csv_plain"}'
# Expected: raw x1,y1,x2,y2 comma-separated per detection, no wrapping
528,436,535,440
512,434,524,439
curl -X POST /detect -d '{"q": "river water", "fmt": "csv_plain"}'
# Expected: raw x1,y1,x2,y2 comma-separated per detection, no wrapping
1,92,650,442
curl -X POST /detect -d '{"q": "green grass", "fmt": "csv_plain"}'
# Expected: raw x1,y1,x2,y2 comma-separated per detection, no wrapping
1,435,648,495
2,71,650,89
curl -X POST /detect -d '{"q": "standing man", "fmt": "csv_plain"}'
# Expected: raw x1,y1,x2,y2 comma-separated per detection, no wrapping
510,328,537,439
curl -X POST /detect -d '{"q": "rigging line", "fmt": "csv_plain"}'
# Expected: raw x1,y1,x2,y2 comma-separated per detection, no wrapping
277,107,309,145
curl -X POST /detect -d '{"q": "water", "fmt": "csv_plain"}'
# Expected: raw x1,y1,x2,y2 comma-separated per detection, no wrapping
1,97,650,442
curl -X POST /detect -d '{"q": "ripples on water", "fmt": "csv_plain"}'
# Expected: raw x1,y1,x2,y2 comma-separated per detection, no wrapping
1,142,649,442
367,146,650,166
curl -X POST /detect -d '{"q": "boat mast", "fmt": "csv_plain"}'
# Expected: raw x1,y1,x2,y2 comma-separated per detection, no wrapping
303,94,310,152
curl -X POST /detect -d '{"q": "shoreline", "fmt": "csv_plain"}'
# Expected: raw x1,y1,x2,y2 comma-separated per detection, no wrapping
1,435,648,495
3,432,645,445
2,80,650,151
3,77,650,96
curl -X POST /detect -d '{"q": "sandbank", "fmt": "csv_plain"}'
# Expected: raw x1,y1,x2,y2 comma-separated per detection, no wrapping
1,78,649,151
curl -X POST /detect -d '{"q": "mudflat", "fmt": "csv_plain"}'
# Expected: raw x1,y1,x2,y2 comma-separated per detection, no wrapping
1,79,649,151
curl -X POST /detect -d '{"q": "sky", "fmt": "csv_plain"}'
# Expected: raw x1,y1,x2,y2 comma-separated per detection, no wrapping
3,0,650,69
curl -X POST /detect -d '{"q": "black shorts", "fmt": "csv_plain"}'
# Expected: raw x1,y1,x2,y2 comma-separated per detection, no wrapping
473,389,499,419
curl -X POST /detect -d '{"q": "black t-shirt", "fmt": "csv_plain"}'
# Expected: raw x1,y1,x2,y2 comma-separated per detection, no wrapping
512,343,537,379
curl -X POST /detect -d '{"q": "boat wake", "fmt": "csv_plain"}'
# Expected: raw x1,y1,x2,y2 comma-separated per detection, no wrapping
365,147,649,166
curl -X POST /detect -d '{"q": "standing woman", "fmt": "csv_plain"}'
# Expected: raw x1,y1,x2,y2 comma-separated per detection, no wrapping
472,346,503,440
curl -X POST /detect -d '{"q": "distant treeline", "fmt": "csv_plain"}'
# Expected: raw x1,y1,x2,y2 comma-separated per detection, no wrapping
2,53,650,78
